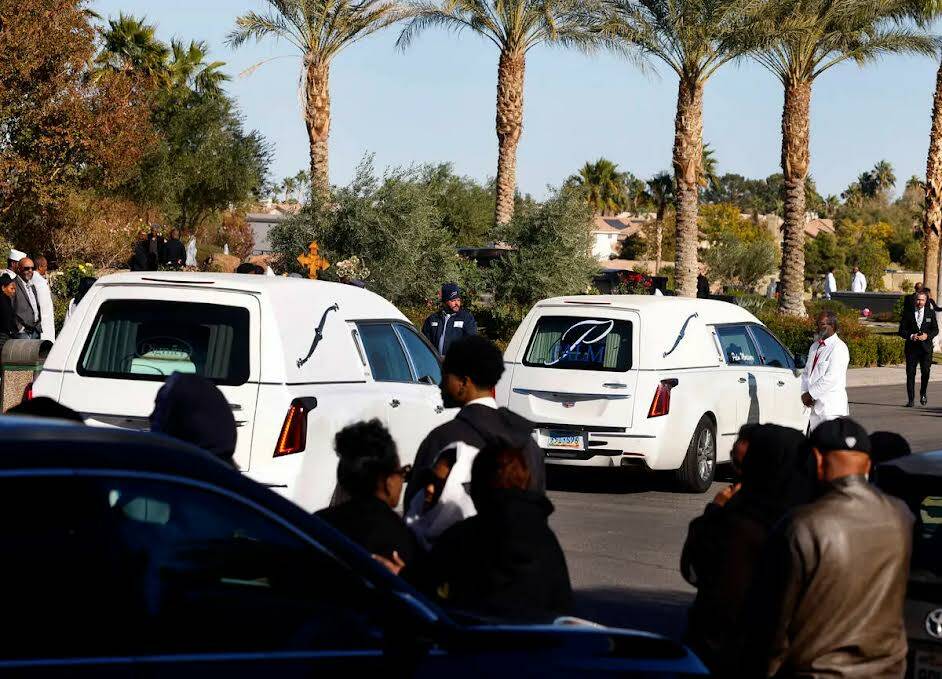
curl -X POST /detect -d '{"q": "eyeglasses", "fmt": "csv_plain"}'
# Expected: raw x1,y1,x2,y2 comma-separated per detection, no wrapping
20,266,33,271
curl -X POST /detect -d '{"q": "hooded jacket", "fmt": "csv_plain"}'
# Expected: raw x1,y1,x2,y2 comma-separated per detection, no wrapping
680,424,817,675
407,489,572,623
405,404,546,510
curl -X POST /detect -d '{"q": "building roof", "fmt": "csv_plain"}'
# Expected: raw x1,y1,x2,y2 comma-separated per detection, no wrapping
591,214,649,236
804,218,835,238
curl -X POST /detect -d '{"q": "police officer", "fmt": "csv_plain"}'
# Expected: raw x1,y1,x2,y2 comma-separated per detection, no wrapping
422,283,477,356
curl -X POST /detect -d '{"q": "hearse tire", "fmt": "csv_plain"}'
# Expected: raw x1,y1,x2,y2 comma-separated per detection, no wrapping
674,416,716,493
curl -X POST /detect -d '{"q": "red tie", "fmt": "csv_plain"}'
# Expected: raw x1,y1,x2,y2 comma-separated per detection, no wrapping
811,339,826,372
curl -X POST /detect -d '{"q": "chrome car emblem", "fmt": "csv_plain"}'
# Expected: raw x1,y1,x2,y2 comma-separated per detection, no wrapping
926,609,942,640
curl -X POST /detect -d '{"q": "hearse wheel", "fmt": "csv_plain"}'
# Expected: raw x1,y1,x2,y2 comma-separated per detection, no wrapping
675,415,716,493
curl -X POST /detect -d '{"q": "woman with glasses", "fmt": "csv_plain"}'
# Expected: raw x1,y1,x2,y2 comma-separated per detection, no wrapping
316,419,418,566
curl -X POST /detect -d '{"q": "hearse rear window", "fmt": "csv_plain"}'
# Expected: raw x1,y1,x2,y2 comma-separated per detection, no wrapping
524,316,632,372
78,301,250,386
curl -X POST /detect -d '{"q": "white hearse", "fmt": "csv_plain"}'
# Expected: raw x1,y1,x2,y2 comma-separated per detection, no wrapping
495,295,810,491
33,272,450,510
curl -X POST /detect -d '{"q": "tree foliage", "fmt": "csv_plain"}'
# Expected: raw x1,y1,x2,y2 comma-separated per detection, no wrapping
0,0,155,254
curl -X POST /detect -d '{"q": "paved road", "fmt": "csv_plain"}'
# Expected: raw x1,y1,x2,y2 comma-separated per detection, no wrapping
549,384,942,639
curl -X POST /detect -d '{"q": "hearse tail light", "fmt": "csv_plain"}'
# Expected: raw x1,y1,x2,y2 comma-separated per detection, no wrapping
274,397,317,457
21,382,33,403
648,379,679,418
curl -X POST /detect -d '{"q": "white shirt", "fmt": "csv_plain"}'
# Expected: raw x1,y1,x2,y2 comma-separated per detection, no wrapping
185,238,198,268
32,272,55,342
466,396,498,409
915,308,925,334
801,333,850,431
824,273,837,296
851,272,867,293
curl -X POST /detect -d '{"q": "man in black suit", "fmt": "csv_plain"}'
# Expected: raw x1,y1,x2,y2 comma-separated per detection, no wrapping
899,290,939,407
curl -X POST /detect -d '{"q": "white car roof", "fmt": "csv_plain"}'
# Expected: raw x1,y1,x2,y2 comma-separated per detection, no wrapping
534,295,758,325
92,272,408,382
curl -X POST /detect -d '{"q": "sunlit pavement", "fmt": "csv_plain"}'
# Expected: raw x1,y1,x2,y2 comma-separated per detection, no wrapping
549,384,942,639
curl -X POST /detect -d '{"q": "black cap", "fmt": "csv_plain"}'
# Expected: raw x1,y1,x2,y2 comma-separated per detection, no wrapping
442,282,461,301
810,417,871,455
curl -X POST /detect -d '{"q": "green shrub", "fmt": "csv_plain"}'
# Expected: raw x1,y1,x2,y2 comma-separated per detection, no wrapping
51,261,96,300
847,335,879,367
892,295,905,322
755,310,815,357
399,302,527,346
876,335,905,366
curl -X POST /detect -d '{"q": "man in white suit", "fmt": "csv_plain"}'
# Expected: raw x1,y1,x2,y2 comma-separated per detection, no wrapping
801,310,850,431
33,256,55,342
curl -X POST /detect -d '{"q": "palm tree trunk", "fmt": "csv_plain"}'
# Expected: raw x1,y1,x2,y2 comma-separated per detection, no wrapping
494,49,525,226
924,60,942,295
305,57,330,197
779,78,811,318
654,204,666,275
672,78,703,297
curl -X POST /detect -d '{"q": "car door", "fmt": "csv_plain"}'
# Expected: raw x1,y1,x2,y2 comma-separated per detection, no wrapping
714,325,763,427
0,471,418,676
748,324,806,430
356,322,448,468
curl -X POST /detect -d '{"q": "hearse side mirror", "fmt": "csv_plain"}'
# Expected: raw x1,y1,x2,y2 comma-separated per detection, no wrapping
793,353,806,370
418,375,438,386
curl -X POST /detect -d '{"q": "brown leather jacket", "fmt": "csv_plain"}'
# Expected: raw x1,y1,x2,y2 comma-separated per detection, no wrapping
739,475,914,678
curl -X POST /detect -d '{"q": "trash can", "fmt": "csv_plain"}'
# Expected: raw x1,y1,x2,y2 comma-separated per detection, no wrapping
1,339,53,411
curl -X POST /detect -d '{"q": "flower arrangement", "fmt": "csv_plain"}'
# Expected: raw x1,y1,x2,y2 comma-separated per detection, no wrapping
335,255,370,282
613,271,654,295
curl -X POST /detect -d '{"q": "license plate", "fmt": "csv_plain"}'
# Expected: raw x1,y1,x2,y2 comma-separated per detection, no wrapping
546,431,584,450
915,650,942,679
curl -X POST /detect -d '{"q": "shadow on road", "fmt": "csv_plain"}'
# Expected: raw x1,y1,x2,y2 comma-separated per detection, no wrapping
547,467,678,495
574,587,693,640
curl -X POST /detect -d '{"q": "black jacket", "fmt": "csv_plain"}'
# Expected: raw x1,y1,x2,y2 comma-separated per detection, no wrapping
0,294,16,340
164,239,186,268
405,404,546,509
406,489,572,623
316,496,419,566
130,241,149,272
899,307,939,354
421,308,477,356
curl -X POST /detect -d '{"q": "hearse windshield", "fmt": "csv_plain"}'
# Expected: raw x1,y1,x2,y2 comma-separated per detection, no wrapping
523,316,632,372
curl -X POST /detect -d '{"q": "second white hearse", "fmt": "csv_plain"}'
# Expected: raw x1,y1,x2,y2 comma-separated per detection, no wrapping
495,295,810,491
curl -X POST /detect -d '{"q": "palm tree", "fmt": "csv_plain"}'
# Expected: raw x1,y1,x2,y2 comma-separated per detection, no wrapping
871,159,897,196
568,158,631,216
700,143,719,193
605,0,750,297
169,40,229,96
228,1,408,196
750,0,935,315
646,171,675,275
95,13,170,82
398,0,612,225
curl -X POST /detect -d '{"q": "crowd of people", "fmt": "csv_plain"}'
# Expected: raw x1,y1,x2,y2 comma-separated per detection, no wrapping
129,225,197,272
0,249,55,346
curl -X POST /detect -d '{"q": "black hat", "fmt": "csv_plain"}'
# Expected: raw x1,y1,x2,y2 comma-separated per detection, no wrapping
441,282,461,301
810,417,871,455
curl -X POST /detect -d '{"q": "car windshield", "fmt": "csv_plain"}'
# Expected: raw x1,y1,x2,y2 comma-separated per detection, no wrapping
78,300,250,386
524,316,633,372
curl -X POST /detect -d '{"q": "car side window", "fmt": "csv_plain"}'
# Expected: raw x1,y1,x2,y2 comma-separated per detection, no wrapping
0,475,385,659
357,323,414,382
715,325,760,366
396,324,442,385
750,325,795,369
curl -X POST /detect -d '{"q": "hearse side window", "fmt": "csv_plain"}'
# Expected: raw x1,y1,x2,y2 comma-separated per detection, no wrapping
749,325,795,369
715,325,760,366
523,316,633,372
358,323,413,382
395,324,442,385
0,475,385,658
78,301,250,386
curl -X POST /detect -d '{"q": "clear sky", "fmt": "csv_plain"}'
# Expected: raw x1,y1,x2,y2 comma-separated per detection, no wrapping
94,0,940,200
